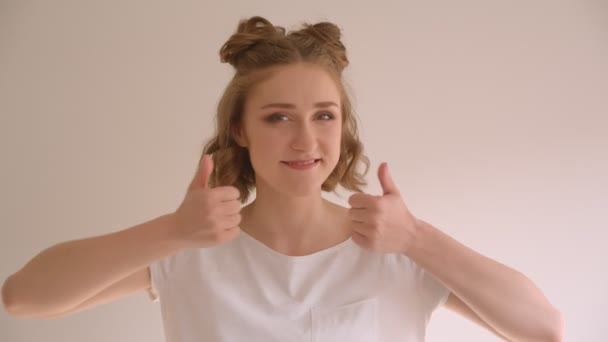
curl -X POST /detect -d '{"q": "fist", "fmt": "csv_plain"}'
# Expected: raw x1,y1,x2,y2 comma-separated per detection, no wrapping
347,162,420,254
172,154,242,249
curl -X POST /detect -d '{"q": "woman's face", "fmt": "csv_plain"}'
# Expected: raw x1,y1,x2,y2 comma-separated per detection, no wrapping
236,63,343,197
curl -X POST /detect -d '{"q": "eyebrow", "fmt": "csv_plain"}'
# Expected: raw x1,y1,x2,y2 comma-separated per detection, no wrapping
260,101,339,110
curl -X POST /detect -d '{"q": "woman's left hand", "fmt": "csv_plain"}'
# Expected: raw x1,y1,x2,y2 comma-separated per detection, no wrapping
347,162,421,255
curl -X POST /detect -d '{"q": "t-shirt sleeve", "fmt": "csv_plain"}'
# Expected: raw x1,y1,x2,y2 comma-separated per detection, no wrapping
418,265,451,314
147,249,190,303
147,263,161,303
389,254,451,320
148,256,173,303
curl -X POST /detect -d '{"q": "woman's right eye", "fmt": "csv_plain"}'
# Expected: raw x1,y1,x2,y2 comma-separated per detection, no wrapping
267,113,289,122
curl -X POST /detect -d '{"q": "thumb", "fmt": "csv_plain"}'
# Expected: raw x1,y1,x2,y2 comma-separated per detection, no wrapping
378,162,399,196
189,154,213,191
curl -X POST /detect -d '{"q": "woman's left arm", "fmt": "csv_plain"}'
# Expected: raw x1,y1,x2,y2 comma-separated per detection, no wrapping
408,219,564,342
348,162,564,342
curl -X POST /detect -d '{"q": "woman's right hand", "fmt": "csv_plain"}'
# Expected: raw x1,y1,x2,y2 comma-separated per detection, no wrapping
171,154,242,249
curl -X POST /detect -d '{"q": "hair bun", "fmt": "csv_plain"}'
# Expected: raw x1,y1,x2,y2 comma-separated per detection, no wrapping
302,22,342,46
295,21,348,70
220,16,286,67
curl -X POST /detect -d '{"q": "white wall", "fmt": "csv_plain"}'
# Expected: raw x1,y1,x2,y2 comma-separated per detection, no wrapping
1,1,606,341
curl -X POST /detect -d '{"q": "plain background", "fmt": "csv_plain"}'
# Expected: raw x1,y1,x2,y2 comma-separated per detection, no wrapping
1,0,606,341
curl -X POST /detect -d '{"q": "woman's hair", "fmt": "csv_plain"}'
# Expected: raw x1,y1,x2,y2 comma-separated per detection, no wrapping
201,16,370,203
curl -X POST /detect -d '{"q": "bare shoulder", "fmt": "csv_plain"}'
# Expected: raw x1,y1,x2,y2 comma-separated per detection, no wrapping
327,201,351,234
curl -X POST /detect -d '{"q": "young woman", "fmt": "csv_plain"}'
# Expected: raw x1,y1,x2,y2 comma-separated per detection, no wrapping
2,16,563,342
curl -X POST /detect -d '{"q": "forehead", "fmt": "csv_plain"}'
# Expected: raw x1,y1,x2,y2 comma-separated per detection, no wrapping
247,64,341,107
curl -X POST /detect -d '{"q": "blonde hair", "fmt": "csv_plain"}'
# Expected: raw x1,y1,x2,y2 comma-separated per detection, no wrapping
202,16,370,203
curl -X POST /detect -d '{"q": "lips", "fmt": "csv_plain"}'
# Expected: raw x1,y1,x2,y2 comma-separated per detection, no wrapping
281,159,320,165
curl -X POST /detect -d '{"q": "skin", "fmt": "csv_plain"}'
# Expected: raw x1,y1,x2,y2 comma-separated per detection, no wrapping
234,62,350,256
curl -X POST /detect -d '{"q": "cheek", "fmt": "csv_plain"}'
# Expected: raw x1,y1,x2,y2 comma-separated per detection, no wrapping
249,130,284,155
325,125,342,146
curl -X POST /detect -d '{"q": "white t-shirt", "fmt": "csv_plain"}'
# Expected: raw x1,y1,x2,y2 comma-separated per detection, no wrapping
149,229,450,342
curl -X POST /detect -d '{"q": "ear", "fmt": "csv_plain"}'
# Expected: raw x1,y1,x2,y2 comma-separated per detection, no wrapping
232,123,248,148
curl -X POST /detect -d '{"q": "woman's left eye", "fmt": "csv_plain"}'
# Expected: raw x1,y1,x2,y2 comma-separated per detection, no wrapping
318,112,335,120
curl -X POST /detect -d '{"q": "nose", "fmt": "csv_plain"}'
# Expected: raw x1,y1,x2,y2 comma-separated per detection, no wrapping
290,121,318,152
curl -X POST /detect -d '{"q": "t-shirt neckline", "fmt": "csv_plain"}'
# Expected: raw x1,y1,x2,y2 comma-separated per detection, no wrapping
238,228,353,262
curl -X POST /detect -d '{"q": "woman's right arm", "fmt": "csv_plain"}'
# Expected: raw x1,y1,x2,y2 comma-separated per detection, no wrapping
1,213,182,318
2,154,242,319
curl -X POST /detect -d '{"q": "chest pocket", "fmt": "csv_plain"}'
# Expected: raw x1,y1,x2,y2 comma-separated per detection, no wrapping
311,297,378,342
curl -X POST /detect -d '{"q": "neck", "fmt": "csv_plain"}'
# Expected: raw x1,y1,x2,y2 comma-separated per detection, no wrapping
240,185,348,255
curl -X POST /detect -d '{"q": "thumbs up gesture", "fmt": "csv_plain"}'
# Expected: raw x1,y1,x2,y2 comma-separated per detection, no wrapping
171,154,242,249
347,162,421,255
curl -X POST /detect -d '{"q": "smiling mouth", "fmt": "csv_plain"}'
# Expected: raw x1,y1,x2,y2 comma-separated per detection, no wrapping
280,159,321,167
281,159,320,164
